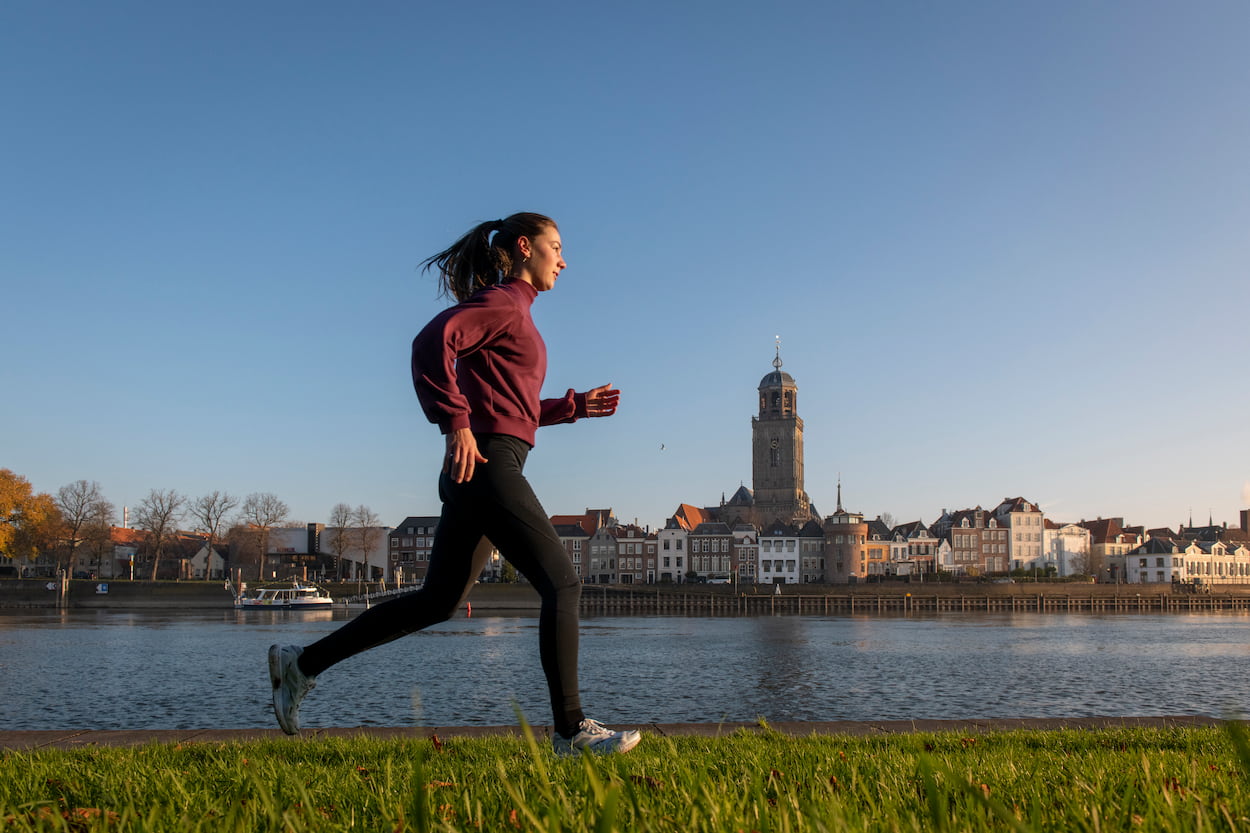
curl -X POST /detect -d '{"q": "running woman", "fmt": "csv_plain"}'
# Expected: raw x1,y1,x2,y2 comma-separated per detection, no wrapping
267,212,639,755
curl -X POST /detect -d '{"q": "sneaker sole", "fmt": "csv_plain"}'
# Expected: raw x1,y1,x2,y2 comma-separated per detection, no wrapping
616,730,642,754
268,645,298,735
554,730,642,756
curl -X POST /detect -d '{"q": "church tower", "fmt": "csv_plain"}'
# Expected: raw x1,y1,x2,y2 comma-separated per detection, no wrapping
751,341,812,526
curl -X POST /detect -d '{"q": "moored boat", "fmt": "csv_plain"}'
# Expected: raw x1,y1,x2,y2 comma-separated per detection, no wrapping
234,581,334,609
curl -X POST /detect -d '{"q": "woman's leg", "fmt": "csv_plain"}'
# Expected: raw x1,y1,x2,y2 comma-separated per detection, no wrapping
298,493,495,678
467,436,586,736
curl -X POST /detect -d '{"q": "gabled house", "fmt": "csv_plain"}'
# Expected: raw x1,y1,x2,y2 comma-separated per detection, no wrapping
1043,520,1091,577
890,521,939,575
992,497,1045,571
387,516,440,584
759,520,800,584
688,521,733,581
1079,517,1142,583
552,524,590,581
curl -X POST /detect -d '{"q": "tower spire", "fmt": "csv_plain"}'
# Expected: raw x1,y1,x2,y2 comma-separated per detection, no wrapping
836,475,844,514
773,335,782,370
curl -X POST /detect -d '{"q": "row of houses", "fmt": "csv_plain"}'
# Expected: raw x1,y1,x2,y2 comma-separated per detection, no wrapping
386,500,1250,587
33,498,1250,589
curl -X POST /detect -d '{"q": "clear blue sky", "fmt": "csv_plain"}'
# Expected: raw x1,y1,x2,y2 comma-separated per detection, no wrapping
4,1,1248,534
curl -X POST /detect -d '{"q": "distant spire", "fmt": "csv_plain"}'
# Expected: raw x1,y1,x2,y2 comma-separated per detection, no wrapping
773,335,782,371
836,475,844,514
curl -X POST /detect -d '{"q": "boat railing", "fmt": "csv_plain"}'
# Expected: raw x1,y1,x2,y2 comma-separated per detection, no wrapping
338,586,420,606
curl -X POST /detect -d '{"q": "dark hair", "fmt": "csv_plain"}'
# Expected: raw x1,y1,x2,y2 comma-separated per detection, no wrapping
421,212,557,302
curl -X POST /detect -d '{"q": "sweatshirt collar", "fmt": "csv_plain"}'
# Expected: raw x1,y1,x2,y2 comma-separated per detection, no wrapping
502,278,538,303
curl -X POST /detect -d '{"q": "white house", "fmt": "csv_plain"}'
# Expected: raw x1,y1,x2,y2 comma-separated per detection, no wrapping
759,521,801,584
1043,521,1092,577
189,542,227,580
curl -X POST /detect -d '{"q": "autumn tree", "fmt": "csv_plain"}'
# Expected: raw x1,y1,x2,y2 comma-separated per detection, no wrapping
189,491,238,580
55,480,108,576
351,504,382,588
132,489,186,581
326,502,354,581
0,469,61,574
239,492,289,581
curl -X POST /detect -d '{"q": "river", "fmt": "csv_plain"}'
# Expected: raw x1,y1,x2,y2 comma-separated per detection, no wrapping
1,609,1248,731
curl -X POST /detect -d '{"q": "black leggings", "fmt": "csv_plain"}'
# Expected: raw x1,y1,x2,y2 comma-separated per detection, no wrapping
298,434,586,736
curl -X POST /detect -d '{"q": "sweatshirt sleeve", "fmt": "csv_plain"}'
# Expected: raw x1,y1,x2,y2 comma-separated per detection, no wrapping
538,389,588,426
411,294,514,434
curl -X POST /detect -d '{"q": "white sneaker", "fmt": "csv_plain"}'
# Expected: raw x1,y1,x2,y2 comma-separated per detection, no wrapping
268,644,316,735
552,719,641,756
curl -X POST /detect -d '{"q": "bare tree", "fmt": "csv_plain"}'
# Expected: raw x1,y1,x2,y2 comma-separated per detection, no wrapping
878,512,896,531
351,504,381,588
83,498,117,577
55,480,108,576
239,492,289,580
132,489,186,581
188,491,238,580
326,502,354,581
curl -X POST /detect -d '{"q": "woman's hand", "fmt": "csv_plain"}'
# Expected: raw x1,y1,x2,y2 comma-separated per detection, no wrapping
584,384,621,418
445,427,488,483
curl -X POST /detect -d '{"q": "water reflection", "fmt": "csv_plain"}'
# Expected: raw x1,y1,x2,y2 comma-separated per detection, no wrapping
0,610,1248,730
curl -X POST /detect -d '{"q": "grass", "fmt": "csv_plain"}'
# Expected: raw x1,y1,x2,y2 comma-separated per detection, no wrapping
3,724,1250,832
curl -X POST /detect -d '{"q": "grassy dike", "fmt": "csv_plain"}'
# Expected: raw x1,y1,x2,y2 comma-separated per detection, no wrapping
4,724,1250,832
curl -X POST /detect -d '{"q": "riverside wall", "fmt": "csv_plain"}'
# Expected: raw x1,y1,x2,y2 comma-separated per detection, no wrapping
4,578,1250,614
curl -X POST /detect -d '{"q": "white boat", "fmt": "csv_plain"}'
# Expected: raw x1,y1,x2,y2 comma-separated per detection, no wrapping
234,581,335,609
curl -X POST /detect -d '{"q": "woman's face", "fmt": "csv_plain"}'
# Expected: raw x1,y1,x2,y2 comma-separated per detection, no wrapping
517,227,566,292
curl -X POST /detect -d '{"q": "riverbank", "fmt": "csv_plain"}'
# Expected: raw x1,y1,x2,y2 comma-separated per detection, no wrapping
0,715,1221,751
5,577,1250,613
4,721,1248,832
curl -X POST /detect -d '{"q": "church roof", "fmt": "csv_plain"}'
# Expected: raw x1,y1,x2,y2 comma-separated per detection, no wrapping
758,369,795,389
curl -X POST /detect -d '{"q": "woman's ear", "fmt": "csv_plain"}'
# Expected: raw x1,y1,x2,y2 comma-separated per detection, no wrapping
515,235,532,259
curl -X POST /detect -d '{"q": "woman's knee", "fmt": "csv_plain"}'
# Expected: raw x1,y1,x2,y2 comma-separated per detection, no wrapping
409,585,465,624
544,570,582,606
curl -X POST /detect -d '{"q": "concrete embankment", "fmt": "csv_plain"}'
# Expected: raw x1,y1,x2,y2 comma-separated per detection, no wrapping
0,579,544,611
5,578,1250,613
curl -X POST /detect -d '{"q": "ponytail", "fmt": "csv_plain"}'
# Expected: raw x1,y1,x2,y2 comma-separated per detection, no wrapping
421,212,557,302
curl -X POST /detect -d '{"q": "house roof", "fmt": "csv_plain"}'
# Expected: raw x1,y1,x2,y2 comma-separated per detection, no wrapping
994,497,1039,517
892,520,932,539
762,520,798,537
671,503,713,531
1079,517,1124,544
866,518,893,540
549,508,613,537
1131,538,1181,554
110,526,148,546
799,519,825,537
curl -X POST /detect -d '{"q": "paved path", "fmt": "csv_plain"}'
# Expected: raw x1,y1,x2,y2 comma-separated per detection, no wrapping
0,716,1224,751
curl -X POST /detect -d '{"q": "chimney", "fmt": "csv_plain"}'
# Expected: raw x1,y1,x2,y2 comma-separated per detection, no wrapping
1242,509,1249,533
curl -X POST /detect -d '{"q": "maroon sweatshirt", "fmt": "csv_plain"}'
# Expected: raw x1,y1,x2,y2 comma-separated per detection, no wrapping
411,279,587,446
